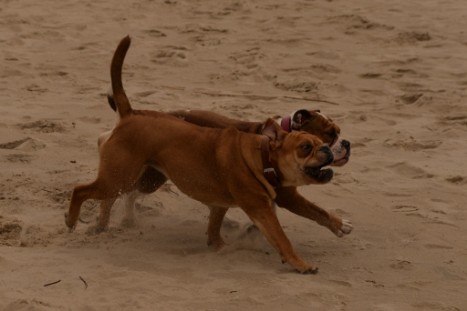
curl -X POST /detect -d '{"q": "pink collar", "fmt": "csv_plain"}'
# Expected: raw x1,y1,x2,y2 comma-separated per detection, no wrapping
280,115,292,132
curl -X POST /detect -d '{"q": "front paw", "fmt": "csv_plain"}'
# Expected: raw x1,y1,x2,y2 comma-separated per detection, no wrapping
336,219,353,237
207,237,226,251
64,212,76,232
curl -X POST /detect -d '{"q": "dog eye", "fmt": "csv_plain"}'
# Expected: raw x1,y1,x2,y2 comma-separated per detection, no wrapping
300,143,313,154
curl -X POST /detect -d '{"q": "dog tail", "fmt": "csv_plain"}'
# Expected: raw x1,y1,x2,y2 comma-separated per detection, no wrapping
110,35,132,118
106,87,117,112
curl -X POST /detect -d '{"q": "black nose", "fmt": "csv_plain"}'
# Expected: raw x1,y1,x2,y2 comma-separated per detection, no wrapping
341,140,351,154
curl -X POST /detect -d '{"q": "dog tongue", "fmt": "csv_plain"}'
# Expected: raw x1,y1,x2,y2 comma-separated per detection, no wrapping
332,157,348,167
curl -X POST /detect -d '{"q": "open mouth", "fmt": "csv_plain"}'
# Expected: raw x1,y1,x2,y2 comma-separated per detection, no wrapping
333,155,349,167
331,139,351,167
304,166,334,182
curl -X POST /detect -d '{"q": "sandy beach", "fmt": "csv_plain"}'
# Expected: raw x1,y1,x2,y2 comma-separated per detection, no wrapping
1,0,467,310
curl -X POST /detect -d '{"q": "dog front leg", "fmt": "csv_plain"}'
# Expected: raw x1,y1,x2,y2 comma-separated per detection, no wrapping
206,206,228,250
275,187,353,237
241,202,318,274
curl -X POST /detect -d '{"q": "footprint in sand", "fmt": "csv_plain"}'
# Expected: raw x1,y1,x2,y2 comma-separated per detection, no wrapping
3,154,33,163
25,84,48,93
445,176,466,185
219,103,259,119
78,116,101,124
281,64,341,81
0,137,46,152
19,225,55,247
327,14,394,34
229,47,265,70
19,119,66,133
398,92,424,104
4,299,53,310
0,218,22,246
142,29,167,38
273,78,318,93
151,46,188,67
395,31,431,44
392,68,429,80
359,72,383,79
391,205,419,214
387,162,434,179
441,115,467,127
390,260,412,270
383,137,441,151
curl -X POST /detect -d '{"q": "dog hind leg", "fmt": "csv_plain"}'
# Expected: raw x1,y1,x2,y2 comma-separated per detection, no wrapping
66,154,145,231
206,206,229,250
66,180,113,231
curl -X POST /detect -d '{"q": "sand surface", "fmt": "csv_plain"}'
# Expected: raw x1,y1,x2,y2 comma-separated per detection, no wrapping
1,0,467,310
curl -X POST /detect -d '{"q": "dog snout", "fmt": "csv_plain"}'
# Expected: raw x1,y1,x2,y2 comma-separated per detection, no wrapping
318,144,334,166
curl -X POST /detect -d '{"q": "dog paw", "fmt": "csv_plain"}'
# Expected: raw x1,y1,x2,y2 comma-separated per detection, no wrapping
207,237,226,251
293,264,319,275
64,213,75,232
301,266,319,275
336,219,353,237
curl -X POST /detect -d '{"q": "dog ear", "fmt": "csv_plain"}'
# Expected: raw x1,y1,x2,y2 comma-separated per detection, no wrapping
292,109,314,130
292,109,324,130
262,119,286,143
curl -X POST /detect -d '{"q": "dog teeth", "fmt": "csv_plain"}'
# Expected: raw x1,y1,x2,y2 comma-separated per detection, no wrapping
304,167,334,182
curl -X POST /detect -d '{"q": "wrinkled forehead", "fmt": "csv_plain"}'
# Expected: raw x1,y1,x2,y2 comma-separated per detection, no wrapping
310,110,331,122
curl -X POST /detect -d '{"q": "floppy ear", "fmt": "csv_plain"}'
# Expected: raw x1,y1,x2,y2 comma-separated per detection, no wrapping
262,119,287,146
292,109,316,130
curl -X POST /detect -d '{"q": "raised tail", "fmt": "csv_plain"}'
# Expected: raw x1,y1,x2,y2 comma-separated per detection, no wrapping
110,35,132,118
106,87,117,112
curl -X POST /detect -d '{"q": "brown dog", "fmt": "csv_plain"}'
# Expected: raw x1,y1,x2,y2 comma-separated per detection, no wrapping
68,36,348,273
103,86,351,235
100,107,352,232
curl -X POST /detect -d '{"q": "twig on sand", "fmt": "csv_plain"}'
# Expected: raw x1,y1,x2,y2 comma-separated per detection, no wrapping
43,280,61,287
79,276,88,289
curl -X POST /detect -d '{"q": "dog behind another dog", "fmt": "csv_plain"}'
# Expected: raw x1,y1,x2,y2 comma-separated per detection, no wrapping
67,35,351,274
102,71,352,237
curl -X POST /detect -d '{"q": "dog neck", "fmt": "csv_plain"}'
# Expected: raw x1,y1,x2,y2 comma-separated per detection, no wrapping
260,136,281,187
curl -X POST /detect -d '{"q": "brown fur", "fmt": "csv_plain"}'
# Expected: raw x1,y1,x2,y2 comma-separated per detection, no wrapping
67,36,351,273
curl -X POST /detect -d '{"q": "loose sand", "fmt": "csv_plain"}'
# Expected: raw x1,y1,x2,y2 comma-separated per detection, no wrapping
1,0,466,310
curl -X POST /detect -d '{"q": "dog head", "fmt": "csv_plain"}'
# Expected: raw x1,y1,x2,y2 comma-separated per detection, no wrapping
262,120,334,187
289,109,340,145
281,109,350,167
